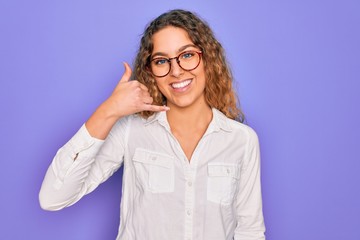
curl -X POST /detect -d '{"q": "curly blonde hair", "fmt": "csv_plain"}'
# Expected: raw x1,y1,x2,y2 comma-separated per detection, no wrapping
133,9,244,122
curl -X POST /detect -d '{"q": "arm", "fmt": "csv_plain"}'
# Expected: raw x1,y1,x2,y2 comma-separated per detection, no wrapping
234,129,266,240
39,122,123,210
39,63,169,210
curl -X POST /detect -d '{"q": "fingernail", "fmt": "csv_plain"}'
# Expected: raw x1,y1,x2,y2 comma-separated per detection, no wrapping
163,105,170,111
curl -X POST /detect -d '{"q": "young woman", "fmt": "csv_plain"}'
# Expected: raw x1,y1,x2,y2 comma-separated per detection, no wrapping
39,9,265,240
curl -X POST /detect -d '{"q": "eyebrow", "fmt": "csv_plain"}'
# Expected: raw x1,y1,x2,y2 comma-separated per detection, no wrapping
151,44,198,59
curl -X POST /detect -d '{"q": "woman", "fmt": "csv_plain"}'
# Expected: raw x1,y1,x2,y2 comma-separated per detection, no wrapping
39,9,265,240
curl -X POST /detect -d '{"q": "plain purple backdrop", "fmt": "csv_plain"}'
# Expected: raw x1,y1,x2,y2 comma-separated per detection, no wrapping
1,1,359,239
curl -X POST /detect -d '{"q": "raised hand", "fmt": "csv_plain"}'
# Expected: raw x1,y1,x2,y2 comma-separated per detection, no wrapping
107,62,169,118
85,62,169,139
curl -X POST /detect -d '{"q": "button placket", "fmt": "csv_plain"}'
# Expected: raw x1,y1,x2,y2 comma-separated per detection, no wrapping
186,209,191,216
184,167,195,240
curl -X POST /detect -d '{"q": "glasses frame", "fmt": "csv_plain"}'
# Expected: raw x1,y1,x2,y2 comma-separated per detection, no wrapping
149,50,203,78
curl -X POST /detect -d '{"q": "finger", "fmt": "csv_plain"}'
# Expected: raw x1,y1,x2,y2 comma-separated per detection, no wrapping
142,104,170,112
140,89,151,99
142,96,153,104
122,62,132,82
138,83,149,91
116,62,132,88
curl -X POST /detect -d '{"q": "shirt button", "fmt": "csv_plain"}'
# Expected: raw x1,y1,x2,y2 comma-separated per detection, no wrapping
187,210,191,216
187,181,192,187
227,168,231,174
151,156,157,161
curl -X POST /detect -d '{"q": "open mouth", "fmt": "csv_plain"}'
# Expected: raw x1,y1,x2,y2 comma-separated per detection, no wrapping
170,79,192,89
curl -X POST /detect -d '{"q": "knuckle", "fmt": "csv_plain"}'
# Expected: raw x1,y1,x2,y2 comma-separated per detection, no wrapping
132,81,140,86
134,87,141,93
134,102,142,110
134,95,141,102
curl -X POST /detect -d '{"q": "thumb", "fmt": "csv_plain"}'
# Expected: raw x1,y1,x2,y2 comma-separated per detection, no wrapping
120,62,132,83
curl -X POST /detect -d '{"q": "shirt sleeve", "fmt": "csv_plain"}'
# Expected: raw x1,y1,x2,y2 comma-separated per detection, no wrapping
234,128,266,240
39,119,128,211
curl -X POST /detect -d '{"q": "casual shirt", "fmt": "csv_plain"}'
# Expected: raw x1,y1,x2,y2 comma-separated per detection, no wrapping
39,108,265,240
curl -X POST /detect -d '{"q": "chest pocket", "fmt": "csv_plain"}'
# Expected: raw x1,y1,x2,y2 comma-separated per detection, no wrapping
132,148,175,193
207,163,240,205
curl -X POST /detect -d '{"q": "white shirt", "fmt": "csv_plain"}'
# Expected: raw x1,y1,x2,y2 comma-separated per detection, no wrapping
39,108,265,240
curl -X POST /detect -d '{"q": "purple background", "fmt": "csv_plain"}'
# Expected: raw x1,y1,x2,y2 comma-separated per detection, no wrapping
1,1,359,239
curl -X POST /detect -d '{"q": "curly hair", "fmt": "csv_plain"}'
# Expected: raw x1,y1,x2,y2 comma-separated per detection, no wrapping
133,9,244,122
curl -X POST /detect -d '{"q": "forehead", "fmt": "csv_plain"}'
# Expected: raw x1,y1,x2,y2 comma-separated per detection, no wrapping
152,26,194,54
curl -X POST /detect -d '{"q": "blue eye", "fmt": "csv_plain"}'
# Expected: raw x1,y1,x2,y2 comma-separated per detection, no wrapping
181,52,195,59
154,59,167,65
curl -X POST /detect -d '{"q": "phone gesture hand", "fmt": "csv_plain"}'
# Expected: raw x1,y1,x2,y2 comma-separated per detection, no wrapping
107,62,169,118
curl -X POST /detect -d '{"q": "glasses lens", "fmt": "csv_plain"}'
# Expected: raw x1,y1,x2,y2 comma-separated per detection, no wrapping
178,51,200,71
150,58,170,77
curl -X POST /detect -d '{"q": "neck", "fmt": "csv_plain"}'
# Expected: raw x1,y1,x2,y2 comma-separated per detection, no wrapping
166,102,213,131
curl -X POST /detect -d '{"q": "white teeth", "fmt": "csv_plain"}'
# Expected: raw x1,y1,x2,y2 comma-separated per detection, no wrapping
171,80,191,89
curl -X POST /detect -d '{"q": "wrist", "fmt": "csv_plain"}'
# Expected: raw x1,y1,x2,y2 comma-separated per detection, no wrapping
85,102,120,140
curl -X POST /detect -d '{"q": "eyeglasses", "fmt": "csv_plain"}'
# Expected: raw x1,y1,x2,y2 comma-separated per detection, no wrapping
149,50,202,78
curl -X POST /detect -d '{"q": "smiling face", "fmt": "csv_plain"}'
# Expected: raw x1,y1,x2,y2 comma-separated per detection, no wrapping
151,26,208,110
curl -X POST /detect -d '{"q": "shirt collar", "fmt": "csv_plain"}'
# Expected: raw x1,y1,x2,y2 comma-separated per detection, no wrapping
143,108,232,133
208,108,232,133
143,111,170,130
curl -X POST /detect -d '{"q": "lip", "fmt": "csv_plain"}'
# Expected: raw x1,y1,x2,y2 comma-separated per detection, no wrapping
169,79,192,92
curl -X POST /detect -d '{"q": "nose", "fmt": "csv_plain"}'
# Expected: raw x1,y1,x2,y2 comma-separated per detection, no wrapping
169,58,184,78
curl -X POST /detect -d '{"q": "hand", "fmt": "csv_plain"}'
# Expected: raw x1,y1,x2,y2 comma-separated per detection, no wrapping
85,62,169,139
106,62,169,118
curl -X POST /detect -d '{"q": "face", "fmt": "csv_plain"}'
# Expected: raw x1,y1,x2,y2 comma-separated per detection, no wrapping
151,26,208,110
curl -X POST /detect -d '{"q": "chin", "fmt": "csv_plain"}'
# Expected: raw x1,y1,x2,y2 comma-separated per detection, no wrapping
169,96,205,109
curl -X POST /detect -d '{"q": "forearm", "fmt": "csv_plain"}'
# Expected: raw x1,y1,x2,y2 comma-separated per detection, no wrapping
85,100,121,140
39,125,104,211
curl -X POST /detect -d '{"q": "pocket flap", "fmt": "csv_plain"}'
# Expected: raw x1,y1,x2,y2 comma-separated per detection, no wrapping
133,148,174,169
208,163,240,179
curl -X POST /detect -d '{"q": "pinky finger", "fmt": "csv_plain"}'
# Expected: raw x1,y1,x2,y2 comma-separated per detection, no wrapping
143,104,170,112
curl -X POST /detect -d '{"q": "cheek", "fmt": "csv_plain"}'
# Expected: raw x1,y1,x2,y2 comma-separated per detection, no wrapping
195,66,207,85
196,61,206,75
154,79,167,95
